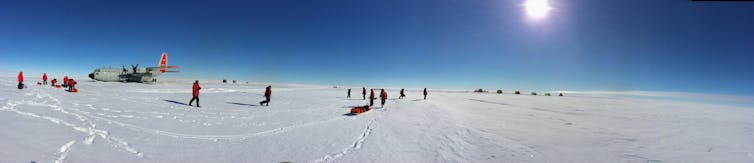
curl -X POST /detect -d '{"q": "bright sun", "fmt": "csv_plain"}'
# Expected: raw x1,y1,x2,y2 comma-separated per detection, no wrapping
524,0,553,20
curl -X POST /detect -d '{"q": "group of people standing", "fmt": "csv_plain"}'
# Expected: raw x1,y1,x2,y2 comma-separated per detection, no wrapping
347,87,428,108
188,80,272,108
17,71,77,92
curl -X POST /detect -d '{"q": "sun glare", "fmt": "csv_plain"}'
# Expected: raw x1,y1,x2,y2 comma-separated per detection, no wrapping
524,0,553,20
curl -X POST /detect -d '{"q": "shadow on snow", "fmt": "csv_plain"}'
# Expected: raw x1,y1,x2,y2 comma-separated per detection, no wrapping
163,99,190,106
227,102,258,107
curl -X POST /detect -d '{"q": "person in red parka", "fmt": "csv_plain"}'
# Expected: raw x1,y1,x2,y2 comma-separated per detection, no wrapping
67,79,77,92
63,76,69,87
369,89,375,106
189,80,201,107
260,85,271,106
17,71,24,89
42,73,48,85
362,87,366,100
423,88,428,100
51,78,57,87
380,89,387,107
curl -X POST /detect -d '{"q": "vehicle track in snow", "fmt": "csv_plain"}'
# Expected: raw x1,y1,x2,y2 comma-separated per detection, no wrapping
0,91,144,162
76,103,353,141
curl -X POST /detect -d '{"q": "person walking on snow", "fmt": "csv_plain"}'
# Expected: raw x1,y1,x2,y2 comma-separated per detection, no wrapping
260,85,272,106
399,88,405,99
189,80,201,107
347,88,351,99
380,89,388,107
362,87,367,100
369,89,375,106
423,88,428,100
42,73,48,85
17,71,24,89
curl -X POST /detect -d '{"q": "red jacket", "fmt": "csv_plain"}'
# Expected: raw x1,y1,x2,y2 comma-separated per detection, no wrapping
52,79,57,85
192,83,201,97
362,88,366,95
369,90,375,99
18,72,23,82
64,76,69,83
43,73,47,81
68,79,76,87
423,88,428,95
380,91,387,100
400,89,404,95
264,86,271,97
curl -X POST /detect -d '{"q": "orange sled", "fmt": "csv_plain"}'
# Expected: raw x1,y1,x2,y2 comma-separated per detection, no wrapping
350,105,371,114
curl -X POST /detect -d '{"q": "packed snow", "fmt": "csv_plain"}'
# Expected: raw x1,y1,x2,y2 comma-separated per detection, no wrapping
1,73,754,163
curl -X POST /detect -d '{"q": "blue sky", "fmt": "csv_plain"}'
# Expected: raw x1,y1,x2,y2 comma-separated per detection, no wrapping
1,0,753,95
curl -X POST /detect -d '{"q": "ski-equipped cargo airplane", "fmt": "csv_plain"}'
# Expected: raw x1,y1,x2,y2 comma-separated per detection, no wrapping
88,52,179,82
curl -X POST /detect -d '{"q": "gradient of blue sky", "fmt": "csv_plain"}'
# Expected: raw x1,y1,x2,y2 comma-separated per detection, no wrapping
1,0,753,95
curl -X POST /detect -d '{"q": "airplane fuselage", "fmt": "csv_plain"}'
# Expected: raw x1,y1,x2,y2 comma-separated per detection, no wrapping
89,68,161,82
88,52,177,83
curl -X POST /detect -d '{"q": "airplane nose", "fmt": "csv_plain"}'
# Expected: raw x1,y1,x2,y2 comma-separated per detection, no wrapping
88,73,95,79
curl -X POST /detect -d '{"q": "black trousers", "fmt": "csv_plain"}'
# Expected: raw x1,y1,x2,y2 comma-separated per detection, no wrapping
381,99,385,106
43,80,47,85
347,93,351,98
424,95,427,100
260,96,270,106
363,94,366,100
369,98,374,106
189,96,200,106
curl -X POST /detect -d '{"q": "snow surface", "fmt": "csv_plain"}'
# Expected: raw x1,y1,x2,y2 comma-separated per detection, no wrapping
2,73,754,163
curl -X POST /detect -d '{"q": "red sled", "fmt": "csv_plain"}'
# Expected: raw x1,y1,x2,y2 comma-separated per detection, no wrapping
55,85,61,88
349,105,371,115
69,88,78,93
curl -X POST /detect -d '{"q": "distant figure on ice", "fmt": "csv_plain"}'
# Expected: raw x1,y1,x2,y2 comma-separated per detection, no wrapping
423,88,428,100
62,76,69,87
399,88,406,99
189,80,201,107
260,85,272,106
67,79,77,92
347,88,351,98
369,89,375,106
362,87,367,100
17,71,24,89
51,78,57,87
380,89,387,107
42,73,48,85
